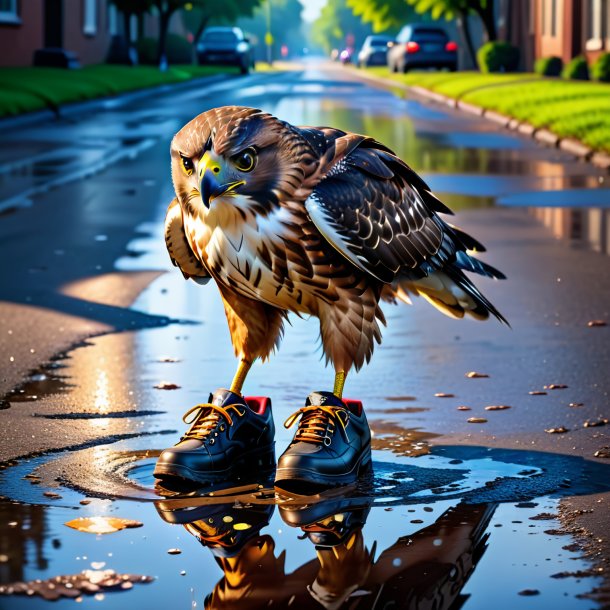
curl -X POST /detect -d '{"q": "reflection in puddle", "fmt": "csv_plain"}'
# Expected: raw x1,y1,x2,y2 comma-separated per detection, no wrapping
530,206,610,256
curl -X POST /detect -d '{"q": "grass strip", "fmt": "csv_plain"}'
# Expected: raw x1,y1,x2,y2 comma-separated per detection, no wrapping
361,67,610,153
0,64,239,118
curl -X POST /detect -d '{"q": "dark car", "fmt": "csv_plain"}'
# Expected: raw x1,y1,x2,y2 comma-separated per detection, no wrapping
357,35,392,68
387,24,457,73
197,27,252,74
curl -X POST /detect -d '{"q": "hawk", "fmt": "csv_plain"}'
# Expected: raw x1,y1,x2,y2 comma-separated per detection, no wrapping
166,105,506,400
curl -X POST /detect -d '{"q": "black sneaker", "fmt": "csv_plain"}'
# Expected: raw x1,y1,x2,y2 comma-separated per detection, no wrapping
153,389,275,484
275,391,371,489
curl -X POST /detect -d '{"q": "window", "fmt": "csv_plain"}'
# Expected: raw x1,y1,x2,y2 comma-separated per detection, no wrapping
587,0,603,49
541,0,558,37
0,0,20,24
107,4,118,36
83,0,97,36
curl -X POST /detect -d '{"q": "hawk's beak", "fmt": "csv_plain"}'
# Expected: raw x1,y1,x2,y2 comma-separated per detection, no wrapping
199,152,244,209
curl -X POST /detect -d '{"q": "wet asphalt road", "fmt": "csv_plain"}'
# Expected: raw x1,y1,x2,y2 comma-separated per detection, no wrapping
0,64,609,609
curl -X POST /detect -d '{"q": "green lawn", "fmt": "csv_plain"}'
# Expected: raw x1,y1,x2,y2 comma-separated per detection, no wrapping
362,67,610,153
0,64,240,118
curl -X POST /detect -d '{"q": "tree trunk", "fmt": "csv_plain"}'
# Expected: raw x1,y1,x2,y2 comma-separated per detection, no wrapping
194,14,210,46
122,11,137,65
475,2,498,42
157,9,174,69
457,11,477,69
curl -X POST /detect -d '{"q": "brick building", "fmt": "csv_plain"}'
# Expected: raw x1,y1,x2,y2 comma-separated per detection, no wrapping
0,0,188,67
536,0,610,63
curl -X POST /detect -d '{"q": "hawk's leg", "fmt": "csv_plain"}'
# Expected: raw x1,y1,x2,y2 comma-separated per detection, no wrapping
219,286,286,396
230,358,253,395
333,370,347,398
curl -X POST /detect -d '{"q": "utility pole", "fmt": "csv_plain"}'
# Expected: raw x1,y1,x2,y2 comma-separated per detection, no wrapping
265,0,273,65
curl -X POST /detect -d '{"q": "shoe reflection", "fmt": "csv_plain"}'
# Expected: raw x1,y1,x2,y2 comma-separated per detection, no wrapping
155,477,495,609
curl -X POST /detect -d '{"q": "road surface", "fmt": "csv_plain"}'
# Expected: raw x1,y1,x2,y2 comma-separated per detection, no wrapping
0,63,609,609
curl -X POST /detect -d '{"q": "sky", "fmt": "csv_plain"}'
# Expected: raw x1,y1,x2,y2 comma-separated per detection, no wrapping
299,0,327,22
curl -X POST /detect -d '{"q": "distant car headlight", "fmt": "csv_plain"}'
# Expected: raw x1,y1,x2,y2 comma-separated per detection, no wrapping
236,41,249,53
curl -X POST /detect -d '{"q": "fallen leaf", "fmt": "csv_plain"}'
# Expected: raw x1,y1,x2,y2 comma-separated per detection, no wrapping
467,417,488,424
587,320,607,327
434,392,454,398
0,570,153,601
64,517,143,534
153,382,180,390
583,419,608,428
465,371,489,378
485,405,512,411
545,426,569,434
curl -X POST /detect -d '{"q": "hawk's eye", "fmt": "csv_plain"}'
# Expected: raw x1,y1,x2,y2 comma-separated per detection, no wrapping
232,148,257,173
180,155,194,176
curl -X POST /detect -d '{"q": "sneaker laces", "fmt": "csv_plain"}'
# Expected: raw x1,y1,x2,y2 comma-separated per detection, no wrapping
181,403,245,441
284,405,350,445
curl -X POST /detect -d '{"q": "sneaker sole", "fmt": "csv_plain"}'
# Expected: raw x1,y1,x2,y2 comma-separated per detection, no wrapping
274,444,371,489
153,443,275,485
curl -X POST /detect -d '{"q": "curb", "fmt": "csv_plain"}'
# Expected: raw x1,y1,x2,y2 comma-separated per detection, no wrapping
0,73,234,131
348,69,610,173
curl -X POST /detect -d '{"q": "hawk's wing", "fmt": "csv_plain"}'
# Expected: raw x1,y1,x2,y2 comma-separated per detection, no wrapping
164,198,211,285
304,136,507,323
304,139,461,284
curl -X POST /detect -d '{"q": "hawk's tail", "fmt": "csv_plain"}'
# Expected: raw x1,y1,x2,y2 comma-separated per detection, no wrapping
385,264,509,325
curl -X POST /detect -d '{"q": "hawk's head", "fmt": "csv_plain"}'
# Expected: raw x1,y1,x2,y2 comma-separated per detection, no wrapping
171,106,317,218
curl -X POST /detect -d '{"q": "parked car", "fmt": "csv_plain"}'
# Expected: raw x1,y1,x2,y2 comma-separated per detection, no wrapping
387,24,457,73
197,27,252,74
357,35,393,68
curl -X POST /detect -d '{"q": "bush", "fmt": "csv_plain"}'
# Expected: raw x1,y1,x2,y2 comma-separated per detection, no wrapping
477,41,520,73
534,55,563,76
561,55,589,80
137,34,193,65
592,52,610,82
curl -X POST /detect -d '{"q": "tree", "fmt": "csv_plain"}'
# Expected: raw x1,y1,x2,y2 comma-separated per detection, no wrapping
347,0,417,32
183,0,262,49
110,0,153,64
311,0,374,55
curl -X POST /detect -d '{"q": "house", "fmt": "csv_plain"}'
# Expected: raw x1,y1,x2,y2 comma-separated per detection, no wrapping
534,0,609,65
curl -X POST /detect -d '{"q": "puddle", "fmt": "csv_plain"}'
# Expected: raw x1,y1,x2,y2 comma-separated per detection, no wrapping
0,446,607,609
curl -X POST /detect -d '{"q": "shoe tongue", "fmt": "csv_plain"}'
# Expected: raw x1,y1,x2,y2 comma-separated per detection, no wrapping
210,388,248,408
305,391,345,408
